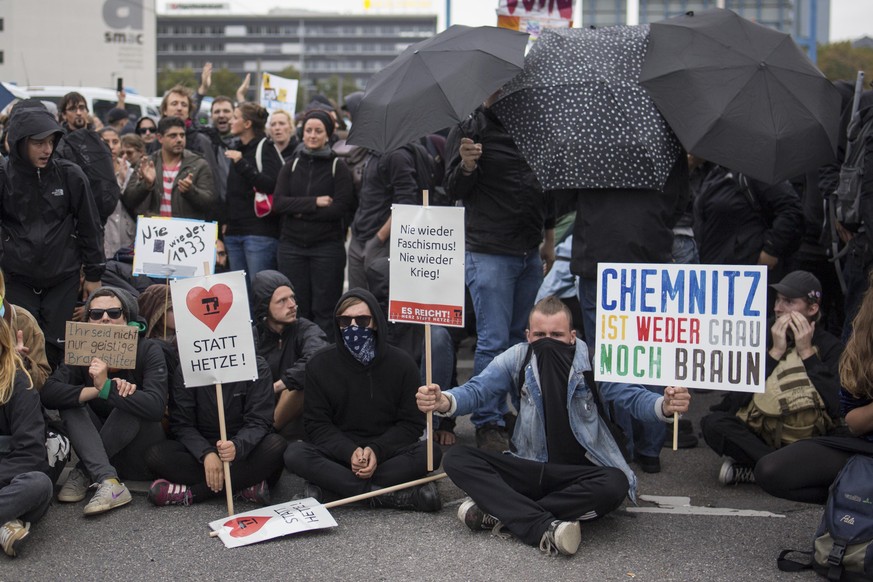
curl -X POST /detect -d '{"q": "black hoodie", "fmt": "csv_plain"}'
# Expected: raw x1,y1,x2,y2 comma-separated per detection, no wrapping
302,288,424,463
0,371,49,488
251,270,328,391
1,103,104,286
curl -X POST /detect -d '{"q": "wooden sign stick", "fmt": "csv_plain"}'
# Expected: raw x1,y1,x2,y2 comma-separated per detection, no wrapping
673,411,679,451
216,382,235,516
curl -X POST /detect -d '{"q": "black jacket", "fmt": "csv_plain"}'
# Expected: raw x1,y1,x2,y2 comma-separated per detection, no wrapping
41,338,168,422
224,136,283,238
273,149,355,247
445,106,555,255
571,152,690,280
693,163,803,266
303,289,424,463
251,270,329,391
1,106,105,286
351,148,418,243
169,356,276,462
0,372,48,488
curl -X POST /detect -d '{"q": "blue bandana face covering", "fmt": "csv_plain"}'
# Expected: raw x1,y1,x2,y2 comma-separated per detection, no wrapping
342,325,376,365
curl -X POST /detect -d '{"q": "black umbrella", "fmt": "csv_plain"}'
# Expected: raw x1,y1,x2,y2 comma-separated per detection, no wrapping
493,25,681,191
640,8,841,184
347,25,528,153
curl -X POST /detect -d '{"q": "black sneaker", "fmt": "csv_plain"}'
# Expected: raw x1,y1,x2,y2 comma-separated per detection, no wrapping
635,454,661,474
476,423,509,452
303,481,324,503
373,482,441,512
718,459,756,485
457,498,501,531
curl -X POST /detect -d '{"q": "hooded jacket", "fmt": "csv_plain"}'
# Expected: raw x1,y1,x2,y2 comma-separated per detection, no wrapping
0,371,49,488
1,104,105,286
303,288,424,463
251,270,328,391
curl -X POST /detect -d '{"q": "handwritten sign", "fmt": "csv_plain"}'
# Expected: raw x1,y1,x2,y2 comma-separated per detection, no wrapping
133,216,218,278
209,497,338,548
64,322,138,369
171,270,258,387
388,204,465,327
260,72,299,116
595,263,768,393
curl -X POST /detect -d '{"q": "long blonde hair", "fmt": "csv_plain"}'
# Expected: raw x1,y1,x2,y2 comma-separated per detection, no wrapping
841,272,873,399
0,316,32,405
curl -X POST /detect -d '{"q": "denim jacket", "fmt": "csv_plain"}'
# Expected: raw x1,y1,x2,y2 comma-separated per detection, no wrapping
444,341,669,503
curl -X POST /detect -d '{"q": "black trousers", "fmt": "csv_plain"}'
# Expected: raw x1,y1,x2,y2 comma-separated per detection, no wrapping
700,411,774,465
442,445,627,547
145,433,286,502
7,274,80,369
284,440,439,499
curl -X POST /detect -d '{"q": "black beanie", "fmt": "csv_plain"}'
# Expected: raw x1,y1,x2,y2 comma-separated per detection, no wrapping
304,109,334,138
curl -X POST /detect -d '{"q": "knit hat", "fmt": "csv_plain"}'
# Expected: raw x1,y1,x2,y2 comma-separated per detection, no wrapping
304,109,334,138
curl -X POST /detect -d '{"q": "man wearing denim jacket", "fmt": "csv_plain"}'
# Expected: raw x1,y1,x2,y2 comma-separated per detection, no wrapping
416,296,690,557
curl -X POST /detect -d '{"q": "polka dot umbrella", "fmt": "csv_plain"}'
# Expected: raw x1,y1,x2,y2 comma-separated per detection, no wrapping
492,25,681,191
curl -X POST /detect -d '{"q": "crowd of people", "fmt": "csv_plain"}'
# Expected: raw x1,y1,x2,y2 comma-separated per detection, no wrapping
0,59,871,562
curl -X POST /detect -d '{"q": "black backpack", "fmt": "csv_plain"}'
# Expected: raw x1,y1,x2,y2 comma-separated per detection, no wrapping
58,129,120,223
778,455,873,581
380,141,452,206
833,71,873,233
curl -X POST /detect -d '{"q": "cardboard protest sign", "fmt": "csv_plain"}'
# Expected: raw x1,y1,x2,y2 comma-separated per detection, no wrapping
595,264,768,393
64,322,138,369
209,498,337,548
133,216,218,278
388,204,465,327
171,271,258,387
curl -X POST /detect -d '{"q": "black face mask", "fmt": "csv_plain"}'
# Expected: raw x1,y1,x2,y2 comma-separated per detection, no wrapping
531,337,575,373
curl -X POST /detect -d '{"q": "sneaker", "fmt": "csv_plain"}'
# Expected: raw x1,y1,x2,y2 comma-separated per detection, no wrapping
238,480,270,506
539,520,581,557
147,479,193,507
57,468,89,503
0,520,29,557
302,481,324,503
718,458,756,485
476,423,509,453
635,454,661,474
457,498,501,532
373,482,442,512
83,479,132,516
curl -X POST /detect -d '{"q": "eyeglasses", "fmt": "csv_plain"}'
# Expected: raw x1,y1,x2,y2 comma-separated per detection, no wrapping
88,308,124,321
65,105,88,113
136,127,156,135
336,315,372,328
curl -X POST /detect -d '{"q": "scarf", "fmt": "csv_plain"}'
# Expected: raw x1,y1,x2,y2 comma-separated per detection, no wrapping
342,325,376,366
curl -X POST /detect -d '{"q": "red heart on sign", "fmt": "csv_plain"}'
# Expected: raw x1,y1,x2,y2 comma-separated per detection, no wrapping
224,515,271,538
186,284,233,332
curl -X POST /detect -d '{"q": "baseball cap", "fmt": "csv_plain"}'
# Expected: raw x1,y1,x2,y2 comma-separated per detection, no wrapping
769,270,822,304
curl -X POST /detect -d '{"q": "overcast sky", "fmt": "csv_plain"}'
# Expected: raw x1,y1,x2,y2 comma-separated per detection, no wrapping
157,0,871,42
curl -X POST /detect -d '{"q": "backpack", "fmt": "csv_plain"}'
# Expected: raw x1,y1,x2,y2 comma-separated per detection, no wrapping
58,129,120,223
735,347,834,448
833,71,873,233
380,141,452,206
778,454,873,581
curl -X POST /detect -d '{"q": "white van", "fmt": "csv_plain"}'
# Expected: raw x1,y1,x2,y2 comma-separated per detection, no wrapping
23,86,159,123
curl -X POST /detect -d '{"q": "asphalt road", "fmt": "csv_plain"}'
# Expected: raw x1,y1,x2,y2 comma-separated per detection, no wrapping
4,387,823,581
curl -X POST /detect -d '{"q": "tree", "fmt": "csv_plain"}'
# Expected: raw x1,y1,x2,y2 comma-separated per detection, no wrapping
157,68,197,95
817,41,873,82
205,68,245,99
315,75,361,109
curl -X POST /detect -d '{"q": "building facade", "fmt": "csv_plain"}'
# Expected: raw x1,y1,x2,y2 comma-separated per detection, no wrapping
157,10,437,97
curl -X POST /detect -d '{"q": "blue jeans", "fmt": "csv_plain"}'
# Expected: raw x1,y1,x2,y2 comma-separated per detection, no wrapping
579,278,666,458
224,235,278,289
672,234,699,265
467,250,543,427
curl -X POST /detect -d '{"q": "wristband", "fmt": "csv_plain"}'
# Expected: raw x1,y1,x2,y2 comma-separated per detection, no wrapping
98,379,113,400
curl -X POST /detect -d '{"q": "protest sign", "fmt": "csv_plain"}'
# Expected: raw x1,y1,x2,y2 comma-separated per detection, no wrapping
595,263,768,393
209,497,338,548
497,0,574,41
388,204,465,327
133,216,217,278
260,72,298,116
64,322,138,369
171,271,258,387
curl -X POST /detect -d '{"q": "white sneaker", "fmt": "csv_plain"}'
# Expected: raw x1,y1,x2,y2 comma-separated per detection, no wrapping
57,468,89,503
0,519,30,557
83,480,132,516
539,520,581,557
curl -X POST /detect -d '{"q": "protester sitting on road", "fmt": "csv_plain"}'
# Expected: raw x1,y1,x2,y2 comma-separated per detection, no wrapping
0,270,49,392
0,317,53,558
701,271,842,486
251,271,328,432
223,102,283,287
273,109,355,341
416,296,690,557
284,289,441,511
756,271,873,503
41,287,168,516
144,355,286,507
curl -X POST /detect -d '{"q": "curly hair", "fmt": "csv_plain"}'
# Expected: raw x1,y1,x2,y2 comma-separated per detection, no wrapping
840,272,873,399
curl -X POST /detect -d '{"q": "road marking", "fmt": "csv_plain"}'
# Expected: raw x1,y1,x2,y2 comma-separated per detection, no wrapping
627,495,785,518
